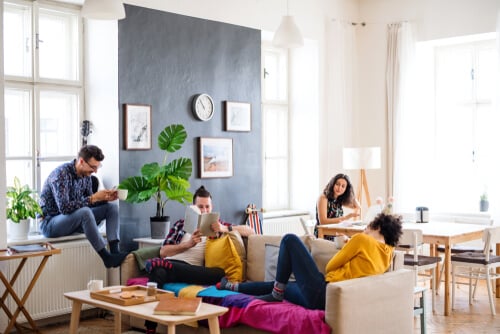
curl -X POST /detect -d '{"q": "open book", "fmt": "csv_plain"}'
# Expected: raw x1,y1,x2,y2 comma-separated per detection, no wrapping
153,295,202,315
184,205,220,237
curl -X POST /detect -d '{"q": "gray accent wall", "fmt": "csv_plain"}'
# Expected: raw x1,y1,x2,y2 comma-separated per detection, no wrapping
118,5,262,251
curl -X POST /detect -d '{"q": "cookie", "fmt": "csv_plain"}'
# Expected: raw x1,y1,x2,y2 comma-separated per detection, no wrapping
120,291,133,299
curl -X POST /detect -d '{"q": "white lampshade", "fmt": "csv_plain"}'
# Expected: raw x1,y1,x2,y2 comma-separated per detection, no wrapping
81,0,126,20
272,15,304,48
343,147,381,170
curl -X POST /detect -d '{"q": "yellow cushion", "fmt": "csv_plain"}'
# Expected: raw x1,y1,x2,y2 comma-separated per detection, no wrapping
205,234,243,282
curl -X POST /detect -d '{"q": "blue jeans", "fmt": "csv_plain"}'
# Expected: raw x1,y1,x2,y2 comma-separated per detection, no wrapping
40,203,119,252
238,234,327,310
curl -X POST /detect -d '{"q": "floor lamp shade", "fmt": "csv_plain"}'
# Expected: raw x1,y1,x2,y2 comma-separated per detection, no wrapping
272,15,304,48
342,147,381,208
81,0,126,20
342,147,381,170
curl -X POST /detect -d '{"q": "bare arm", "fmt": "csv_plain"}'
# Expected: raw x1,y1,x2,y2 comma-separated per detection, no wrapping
317,194,359,225
159,229,202,258
211,222,256,237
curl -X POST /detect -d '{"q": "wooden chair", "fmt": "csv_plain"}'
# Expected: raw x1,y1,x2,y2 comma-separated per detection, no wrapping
399,229,442,312
436,217,494,290
451,226,500,315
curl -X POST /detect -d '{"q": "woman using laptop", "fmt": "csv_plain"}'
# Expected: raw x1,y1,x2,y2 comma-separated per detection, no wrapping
315,173,360,239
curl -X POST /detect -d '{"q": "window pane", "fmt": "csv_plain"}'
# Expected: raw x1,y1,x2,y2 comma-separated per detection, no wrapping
263,158,288,210
263,49,287,101
38,6,80,81
4,1,32,77
264,105,288,157
475,44,498,101
39,89,79,157
5,86,32,157
6,160,33,189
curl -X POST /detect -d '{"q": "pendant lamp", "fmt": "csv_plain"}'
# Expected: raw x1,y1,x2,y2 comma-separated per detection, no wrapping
272,0,303,48
81,0,126,20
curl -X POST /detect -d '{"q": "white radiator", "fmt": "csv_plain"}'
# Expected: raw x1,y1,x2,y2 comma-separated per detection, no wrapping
4,239,107,322
262,211,311,236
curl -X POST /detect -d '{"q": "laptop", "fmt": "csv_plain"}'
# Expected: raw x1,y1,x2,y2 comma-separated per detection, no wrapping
351,204,383,226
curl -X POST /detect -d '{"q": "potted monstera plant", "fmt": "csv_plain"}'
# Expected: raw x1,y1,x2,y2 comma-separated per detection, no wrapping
119,124,193,238
6,177,43,240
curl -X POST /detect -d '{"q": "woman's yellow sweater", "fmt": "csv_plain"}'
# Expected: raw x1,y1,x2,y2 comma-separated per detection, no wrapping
324,233,393,283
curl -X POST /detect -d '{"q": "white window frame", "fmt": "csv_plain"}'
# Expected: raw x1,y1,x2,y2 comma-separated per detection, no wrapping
262,44,290,211
4,0,84,191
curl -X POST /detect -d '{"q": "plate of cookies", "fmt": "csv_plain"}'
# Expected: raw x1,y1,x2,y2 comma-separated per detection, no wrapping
90,285,173,306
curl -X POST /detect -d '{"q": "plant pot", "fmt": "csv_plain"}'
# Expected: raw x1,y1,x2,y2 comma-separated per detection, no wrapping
150,216,170,239
480,200,489,212
8,218,30,240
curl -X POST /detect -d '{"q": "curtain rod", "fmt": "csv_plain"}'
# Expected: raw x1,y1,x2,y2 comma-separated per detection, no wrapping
331,18,366,26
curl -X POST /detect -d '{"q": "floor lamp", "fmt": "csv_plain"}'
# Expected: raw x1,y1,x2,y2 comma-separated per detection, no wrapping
342,147,381,209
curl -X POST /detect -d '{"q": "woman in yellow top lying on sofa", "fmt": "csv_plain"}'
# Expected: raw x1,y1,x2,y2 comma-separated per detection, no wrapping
217,213,403,310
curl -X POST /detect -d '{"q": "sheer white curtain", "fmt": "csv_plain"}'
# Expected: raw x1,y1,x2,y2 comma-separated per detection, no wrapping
325,20,357,181
386,22,418,213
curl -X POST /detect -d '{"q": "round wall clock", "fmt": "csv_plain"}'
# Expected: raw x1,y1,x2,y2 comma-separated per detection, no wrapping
192,93,215,121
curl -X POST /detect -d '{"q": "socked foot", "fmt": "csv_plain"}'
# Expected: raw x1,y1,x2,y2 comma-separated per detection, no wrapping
102,251,128,268
256,293,283,303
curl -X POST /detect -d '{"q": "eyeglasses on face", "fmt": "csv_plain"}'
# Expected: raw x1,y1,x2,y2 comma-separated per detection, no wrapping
83,159,102,171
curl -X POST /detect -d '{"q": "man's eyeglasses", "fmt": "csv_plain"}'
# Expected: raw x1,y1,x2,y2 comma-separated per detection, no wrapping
83,159,102,172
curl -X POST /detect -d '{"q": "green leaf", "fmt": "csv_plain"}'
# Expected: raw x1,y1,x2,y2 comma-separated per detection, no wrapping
158,124,187,153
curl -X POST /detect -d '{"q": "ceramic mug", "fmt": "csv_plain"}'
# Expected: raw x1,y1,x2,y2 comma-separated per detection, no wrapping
118,189,128,201
335,235,348,249
87,279,104,291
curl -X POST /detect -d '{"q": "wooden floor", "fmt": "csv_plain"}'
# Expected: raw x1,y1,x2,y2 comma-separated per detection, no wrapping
36,280,500,334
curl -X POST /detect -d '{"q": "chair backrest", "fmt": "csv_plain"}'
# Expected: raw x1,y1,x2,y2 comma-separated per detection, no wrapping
483,226,500,259
398,229,423,261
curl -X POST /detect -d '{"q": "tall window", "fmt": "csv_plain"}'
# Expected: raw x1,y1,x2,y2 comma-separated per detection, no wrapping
4,0,83,191
262,45,289,210
397,34,499,215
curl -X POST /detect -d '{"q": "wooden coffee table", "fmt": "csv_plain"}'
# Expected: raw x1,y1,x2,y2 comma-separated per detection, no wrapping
64,288,228,334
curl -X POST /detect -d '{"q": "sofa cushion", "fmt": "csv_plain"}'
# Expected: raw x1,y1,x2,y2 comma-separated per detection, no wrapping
309,238,339,275
264,244,296,281
228,231,247,279
205,234,243,282
246,235,284,282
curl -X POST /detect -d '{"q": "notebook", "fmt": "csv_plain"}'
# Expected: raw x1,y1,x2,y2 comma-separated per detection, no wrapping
153,295,202,315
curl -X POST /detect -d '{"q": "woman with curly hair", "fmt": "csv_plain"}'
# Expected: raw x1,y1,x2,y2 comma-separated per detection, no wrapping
217,213,403,310
315,173,360,239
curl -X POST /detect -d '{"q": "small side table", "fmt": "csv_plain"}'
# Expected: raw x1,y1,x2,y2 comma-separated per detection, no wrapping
133,237,164,249
0,245,61,333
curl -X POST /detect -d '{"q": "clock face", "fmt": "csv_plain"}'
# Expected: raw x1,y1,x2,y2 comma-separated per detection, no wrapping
193,94,215,121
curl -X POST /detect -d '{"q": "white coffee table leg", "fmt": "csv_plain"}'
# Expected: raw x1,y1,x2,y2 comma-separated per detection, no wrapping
69,300,82,334
207,316,221,334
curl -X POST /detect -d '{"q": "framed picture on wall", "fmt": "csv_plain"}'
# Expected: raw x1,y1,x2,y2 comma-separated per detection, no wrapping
124,104,152,150
224,101,251,132
198,137,233,178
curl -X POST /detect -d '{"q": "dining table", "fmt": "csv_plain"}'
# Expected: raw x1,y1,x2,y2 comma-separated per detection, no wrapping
317,220,499,316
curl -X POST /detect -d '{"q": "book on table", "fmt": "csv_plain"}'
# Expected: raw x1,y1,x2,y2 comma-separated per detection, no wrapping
8,244,47,253
183,205,220,237
153,295,202,315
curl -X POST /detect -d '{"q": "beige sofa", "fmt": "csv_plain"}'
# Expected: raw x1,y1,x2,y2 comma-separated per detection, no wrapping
120,234,414,334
